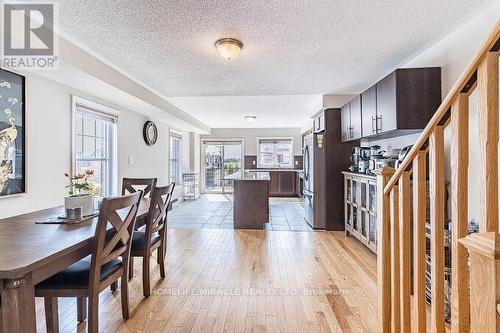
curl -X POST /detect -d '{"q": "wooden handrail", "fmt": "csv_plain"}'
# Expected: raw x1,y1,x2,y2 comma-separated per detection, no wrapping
377,19,500,333
384,19,500,195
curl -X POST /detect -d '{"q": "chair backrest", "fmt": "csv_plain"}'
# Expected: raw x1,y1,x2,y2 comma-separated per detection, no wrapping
89,191,143,288
144,182,175,249
121,178,157,198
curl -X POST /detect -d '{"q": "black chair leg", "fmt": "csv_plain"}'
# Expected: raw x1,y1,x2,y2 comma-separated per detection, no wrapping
121,274,130,320
158,247,166,278
77,297,87,323
110,281,118,292
88,294,99,333
44,297,59,333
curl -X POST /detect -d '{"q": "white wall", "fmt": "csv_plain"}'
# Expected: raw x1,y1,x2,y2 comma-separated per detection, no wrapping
202,128,303,156
0,72,190,219
118,110,170,186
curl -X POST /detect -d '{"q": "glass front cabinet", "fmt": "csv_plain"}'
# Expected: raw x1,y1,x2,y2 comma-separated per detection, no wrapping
343,172,377,253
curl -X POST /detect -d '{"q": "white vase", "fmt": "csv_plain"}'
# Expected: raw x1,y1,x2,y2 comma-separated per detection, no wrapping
65,194,94,216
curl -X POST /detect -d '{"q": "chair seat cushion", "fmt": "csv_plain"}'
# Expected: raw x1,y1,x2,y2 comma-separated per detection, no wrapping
36,256,122,290
131,231,160,253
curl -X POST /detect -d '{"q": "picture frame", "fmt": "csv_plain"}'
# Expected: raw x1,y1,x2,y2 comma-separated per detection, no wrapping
0,68,26,197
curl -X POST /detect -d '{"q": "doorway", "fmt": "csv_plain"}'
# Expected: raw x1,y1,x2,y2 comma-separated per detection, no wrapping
202,140,243,193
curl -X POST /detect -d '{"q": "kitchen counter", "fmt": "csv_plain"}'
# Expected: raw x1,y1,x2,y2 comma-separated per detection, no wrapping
246,168,302,173
223,171,270,229
341,171,376,179
223,171,270,181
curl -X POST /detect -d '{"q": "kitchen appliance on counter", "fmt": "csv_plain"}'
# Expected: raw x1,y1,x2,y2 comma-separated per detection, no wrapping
357,147,371,174
396,145,413,169
369,155,397,173
303,132,315,227
370,145,384,157
349,147,361,172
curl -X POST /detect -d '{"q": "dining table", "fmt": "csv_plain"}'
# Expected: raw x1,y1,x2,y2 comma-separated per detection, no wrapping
0,198,151,333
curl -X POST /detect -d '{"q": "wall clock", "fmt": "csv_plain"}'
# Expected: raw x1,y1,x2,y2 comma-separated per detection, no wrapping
143,121,158,146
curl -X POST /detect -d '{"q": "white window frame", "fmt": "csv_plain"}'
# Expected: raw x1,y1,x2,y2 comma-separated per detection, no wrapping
169,131,182,184
256,137,294,169
71,96,119,197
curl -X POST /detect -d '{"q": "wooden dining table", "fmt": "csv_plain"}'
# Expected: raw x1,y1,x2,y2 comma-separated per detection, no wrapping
0,198,151,333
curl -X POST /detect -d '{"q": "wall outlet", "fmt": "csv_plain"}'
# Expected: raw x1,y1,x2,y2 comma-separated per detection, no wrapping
295,160,298,165
252,160,256,165
128,156,134,165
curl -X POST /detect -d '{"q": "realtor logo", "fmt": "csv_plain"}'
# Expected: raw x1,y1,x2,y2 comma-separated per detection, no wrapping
1,2,59,69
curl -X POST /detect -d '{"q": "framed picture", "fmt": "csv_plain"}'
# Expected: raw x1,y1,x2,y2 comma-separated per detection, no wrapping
0,68,25,197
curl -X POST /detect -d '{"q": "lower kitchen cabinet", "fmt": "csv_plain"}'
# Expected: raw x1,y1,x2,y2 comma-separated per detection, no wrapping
342,172,377,253
268,171,297,197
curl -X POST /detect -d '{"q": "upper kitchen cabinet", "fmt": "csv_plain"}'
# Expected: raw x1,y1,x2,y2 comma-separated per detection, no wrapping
313,110,325,133
343,67,441,141
349,95,362,140
375,67,441,136
340,104,350,141
361,85,377,136
340,96,362,142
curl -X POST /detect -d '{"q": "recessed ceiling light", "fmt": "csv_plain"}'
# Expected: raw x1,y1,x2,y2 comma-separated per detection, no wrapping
215,38,243,61
244,115,257,122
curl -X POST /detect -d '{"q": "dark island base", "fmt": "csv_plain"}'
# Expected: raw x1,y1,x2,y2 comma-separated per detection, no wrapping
233,180,269,229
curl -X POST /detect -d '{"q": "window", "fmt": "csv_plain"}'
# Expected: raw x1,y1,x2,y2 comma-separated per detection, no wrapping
170,133,182,183
73,97,118,197
257,138,294,168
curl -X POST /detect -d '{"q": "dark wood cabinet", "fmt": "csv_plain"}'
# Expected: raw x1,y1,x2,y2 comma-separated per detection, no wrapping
361,85,377,136
341,96,362,142
349,95,362,140
279,171,296,195
340,104,350,141
341,67,441,141
315,109,358,230
376,71,397,132
268,172,281,196
313,110,325,133
268,171,297,197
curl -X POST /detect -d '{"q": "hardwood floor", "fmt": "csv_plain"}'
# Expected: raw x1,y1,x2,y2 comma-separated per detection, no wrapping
34,229,376,333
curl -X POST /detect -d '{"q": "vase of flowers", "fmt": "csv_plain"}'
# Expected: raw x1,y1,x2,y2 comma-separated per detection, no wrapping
64,169,95,216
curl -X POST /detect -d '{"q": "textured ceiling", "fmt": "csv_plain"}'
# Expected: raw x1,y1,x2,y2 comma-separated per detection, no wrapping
168,95,323,128
48,0,494,97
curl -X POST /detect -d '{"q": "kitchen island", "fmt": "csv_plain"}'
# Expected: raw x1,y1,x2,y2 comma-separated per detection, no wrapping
223,171,270,229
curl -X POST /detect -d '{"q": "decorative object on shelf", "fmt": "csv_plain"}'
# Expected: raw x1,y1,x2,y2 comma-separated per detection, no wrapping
0,68,25,197
143,120,158,146
215,38,243,60
64,170,95,216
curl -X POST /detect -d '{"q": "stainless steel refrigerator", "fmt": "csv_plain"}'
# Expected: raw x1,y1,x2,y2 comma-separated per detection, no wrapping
303,132,315,227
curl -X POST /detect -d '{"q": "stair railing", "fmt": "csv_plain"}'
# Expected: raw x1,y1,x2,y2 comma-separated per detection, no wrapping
376,20,500,333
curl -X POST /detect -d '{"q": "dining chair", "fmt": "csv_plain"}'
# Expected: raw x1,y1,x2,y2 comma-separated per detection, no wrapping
121,177,157,284
121,177,157,198
130,183,175,297
35,191,143,333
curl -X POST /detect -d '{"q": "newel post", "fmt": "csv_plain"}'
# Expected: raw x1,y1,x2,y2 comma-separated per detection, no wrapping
459,232,500,333
375,167,396,333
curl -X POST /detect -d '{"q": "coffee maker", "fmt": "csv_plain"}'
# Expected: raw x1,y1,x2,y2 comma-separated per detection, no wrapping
358,147,371,174
349,147,361,172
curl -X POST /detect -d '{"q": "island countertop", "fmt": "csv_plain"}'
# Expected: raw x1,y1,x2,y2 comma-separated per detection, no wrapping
223,171,270,181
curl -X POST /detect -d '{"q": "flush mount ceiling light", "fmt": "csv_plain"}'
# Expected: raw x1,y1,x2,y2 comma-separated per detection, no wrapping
215,38,243,60
244,115,257,122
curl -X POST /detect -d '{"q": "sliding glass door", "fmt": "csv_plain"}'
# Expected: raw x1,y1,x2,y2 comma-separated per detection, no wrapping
203,140,243,193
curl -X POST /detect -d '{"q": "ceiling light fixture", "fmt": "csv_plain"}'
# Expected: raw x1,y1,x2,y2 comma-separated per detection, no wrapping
215,38,243,61
244,115,257,122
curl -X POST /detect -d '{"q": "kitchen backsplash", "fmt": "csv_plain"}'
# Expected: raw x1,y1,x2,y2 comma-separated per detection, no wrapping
360,132,422,151
244,155,303,169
